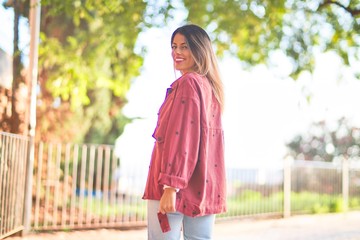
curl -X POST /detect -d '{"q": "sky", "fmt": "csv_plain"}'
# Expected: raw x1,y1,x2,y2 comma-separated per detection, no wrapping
0,1,30,89
0,2,30,57
1,2,360,172
0,3,13,54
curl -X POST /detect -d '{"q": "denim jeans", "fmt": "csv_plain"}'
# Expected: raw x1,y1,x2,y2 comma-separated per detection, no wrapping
147,200,215,240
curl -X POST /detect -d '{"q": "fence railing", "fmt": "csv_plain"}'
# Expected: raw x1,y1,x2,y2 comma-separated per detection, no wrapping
1,133,360,235
290,159,360,214
219,167,284,219
31,141,147,230
0,132,29,239
30,142,360,231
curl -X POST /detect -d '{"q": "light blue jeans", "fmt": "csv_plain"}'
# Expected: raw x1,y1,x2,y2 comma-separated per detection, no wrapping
147,200,215,240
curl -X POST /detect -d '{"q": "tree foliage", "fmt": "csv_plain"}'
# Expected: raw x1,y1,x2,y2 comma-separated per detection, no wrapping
2,0,176,143
183,0,360,77
35,0,173,143
286,118,360,162
35,0,142,143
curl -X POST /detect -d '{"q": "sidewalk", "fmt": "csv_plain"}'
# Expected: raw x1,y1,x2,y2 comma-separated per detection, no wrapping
214,211,360,240
7,211,360,240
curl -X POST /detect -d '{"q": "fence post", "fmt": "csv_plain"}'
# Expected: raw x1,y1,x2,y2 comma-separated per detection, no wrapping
22,0,41,235
283,157,291,218
342,157,349,212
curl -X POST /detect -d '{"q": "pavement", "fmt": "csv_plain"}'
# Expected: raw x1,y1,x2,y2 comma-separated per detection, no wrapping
6,211,360,240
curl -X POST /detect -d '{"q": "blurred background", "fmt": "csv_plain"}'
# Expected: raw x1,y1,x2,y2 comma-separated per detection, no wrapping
1,0,360,237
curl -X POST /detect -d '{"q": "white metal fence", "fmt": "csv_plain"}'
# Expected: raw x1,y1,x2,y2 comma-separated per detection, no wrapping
0,132,29,239
290,159,360,214
30,141,360,231
1,132,360,236
32,141,147,230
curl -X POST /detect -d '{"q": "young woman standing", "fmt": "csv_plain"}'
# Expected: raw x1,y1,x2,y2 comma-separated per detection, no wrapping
143,24,226,240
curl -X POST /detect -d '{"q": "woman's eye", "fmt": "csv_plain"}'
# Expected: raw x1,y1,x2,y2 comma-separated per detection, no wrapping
171,45,188,51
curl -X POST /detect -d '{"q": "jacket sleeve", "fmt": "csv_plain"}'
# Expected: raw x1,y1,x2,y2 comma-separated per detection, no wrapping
157,77,201,189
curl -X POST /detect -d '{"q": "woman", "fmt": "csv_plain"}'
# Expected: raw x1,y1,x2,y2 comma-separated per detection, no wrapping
143,24,226,240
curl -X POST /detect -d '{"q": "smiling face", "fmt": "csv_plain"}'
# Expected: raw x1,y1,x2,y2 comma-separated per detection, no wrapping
171,33,196,75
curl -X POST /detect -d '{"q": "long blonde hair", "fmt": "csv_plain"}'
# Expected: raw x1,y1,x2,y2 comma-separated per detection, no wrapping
171,24,224,112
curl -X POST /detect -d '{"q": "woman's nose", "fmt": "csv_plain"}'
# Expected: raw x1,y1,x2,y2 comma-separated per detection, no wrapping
173,47,181,54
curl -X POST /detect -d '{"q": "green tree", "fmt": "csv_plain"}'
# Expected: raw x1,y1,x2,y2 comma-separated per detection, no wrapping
4,0,172,144
36,0,176,144
36,0,147,143
183,0,360,78
2,0,174,143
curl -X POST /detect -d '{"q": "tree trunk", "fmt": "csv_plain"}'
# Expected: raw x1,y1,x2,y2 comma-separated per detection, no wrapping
10,0,21,134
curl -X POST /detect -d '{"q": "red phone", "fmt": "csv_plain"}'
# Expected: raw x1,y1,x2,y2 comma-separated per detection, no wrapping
157,212,171,233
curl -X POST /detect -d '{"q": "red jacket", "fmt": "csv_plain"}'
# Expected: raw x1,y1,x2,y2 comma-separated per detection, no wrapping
143,72,226,217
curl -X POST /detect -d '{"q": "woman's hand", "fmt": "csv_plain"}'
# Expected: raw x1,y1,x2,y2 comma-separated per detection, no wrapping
159,188,177,214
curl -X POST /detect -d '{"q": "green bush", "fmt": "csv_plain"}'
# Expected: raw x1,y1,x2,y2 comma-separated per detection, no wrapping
239,190,262,200
329,198,343,212
311,203,329,213
349,198,360,209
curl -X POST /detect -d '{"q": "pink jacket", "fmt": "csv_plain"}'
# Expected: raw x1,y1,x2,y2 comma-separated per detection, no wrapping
143,72,226,217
